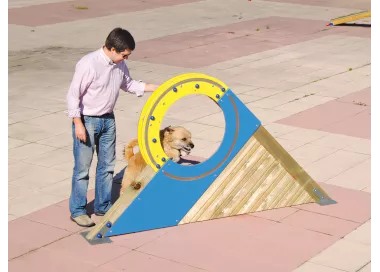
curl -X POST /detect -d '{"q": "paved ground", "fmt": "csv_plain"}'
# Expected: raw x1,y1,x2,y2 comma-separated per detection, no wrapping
8,0,371,271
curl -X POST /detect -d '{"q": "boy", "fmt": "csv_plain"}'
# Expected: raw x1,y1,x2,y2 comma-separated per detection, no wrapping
66,27,158,227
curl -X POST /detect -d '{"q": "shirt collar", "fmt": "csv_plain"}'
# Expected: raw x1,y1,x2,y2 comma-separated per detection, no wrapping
99,46,115,66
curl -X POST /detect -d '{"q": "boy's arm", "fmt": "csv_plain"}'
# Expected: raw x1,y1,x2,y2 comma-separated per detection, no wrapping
120,64,159,95
66,61,94,142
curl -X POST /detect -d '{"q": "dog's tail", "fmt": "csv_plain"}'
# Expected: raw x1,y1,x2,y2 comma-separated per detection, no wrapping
123,139,139,160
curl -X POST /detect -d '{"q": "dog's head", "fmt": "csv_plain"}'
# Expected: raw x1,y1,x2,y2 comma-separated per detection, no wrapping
161,126,195,155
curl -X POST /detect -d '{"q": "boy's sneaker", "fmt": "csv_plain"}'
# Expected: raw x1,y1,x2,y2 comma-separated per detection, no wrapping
94,212,106,216
70,214,95,227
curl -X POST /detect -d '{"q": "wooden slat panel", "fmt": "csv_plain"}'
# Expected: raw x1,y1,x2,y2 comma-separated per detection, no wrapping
179,125,333,225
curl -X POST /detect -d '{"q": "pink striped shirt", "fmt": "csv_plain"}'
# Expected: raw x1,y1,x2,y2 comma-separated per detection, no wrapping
66,47,146,118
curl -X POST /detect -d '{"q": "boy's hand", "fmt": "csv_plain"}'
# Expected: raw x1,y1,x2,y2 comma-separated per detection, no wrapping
73,118,87,142
145,83,159,92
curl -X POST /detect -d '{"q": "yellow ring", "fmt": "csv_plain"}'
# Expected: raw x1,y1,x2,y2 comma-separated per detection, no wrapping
138,73,229,171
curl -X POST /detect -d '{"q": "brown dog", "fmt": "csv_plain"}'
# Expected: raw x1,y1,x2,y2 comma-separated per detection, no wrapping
120,126,194,195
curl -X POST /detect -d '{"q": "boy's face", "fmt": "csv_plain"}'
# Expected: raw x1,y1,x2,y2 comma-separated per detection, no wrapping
111,48,132,63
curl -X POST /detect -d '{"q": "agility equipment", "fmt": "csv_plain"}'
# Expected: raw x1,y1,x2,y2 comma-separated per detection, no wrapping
327,10,371,26
83,73,336,243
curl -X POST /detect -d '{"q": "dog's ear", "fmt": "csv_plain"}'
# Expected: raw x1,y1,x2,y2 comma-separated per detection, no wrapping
164,126,174,134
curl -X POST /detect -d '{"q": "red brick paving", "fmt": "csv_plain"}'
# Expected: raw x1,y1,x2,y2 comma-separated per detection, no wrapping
8,0,201,27
8,178,370,272
277,88,371,139
263,0,370,10
130,17,370,68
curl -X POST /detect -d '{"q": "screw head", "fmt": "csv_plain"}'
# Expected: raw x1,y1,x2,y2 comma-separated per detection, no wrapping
156,164,161,169
221,88,226,92
106,222,112,228
161,157,166,162
152,138,157,143
150,116,155,121
173,87,177,92
96,233,102,239
216,94,220,99
195,84,200,89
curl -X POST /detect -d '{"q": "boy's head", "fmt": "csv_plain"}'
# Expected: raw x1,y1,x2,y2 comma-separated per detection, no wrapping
105,28,135,63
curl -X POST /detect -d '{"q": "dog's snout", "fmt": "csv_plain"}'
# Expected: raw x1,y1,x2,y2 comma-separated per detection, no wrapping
189,142,194,148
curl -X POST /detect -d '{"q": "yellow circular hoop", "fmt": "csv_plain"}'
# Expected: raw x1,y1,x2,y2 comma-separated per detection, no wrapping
138,73,229,171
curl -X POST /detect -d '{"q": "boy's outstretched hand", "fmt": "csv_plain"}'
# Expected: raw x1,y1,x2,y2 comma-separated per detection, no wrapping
144,83,159,92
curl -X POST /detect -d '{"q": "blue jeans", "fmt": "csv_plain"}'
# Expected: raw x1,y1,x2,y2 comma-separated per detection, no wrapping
69,113,116,218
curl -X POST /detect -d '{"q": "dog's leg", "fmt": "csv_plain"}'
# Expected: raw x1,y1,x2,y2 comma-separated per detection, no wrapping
166,149,181,162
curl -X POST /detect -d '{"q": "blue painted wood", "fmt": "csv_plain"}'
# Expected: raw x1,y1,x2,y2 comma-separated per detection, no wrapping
105,90,262,236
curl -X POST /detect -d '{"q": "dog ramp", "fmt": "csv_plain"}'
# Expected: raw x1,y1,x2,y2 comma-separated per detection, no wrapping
327,10,371,26
83,73,336,243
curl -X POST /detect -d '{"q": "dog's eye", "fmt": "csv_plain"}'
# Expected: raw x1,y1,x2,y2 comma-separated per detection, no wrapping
182,137,187,141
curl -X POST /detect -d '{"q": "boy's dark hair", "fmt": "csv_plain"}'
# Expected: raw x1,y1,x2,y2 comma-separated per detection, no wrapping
105,28,135,52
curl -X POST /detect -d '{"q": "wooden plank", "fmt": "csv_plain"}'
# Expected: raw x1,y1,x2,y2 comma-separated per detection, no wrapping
85,165,156,241
179,136,261,224
253,126,333,204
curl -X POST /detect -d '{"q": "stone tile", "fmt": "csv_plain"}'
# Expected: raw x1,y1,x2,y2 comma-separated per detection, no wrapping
9,121,68,142
359,263,371,272
362,186,371,193
181,122,215,134
281,210,360,237
24,204,84,233
289,143,338,166
8,214,19,222
190,138,220,151
8,247,97,272
8,137,30,149
192,142,221,158
312,133,360,149
8,143,56,160
263,123,298,138
10,0,200,25
248,97,288,109
309,239,371,272
9,191,67,217
10,167,71,189
277,100,368,131
295,94,336,106
252,207,298,222
36,132,73,149
276,138,306,152
280,128,328,143
192,126,225,142
275,101,313,113
8,161,50,181
138,215,338,272
304,150,369,182
8,218,71,260
344,220,371,245
166,104,222,122
235,94,263,103
22,148,73,167
194,112,226,128
111,227,173,250
251,108,293,124
104,250,204,272
8,184,35,200
322,109,370,139
8,108,50,123
243,88,282,98
343,138,371,155
45,234,131,266
39,178,72,198
299,184,371,223
338,87,371,106
326,159,371,190
293,261,346,272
